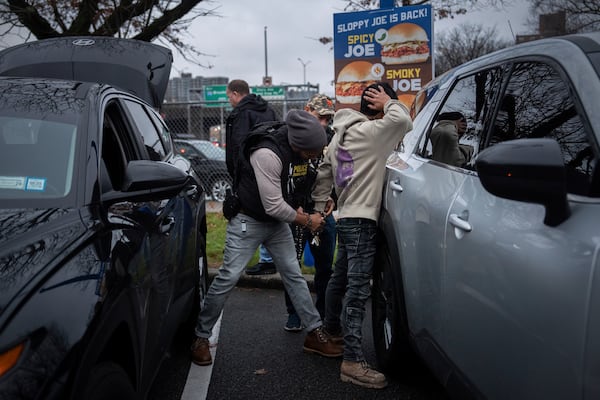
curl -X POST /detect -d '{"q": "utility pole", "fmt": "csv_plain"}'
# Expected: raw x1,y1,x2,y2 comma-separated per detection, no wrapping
297,57,311,84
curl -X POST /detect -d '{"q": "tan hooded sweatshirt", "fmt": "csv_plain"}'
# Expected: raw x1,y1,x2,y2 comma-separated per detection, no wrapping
312,99,412,222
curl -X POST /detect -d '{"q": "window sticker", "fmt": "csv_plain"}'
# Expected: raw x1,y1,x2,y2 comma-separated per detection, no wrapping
0,176,47,191
25,177,46,191
0,176,26,190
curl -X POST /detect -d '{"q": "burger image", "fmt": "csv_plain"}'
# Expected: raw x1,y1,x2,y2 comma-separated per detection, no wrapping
335,61,377,104
397,93,416,112
381,23,430,65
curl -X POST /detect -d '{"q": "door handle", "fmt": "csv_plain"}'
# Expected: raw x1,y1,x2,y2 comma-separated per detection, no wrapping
159,216,176,235
448,213,472,232
389,180,403,193
186,185,199,200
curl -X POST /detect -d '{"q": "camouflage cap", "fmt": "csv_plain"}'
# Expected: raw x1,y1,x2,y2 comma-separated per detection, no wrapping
306,94,335,116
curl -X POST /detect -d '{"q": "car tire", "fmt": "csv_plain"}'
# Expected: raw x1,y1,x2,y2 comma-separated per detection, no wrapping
209,176,231,202
372,237,415,374
81,362,135,400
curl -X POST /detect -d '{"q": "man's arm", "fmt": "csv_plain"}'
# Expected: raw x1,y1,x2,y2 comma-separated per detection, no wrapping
250,149,325,231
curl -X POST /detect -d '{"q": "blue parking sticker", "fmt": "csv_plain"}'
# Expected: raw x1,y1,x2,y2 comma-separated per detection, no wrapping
25,177,47,191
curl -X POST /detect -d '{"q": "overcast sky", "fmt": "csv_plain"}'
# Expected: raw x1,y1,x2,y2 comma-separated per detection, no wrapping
170,0,533,97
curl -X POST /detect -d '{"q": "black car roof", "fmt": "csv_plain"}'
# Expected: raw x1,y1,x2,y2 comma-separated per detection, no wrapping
0,36,172,109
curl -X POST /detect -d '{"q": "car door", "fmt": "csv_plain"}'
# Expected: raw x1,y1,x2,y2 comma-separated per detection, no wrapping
119,97,197,381
443,60,600,399
384,68,503,343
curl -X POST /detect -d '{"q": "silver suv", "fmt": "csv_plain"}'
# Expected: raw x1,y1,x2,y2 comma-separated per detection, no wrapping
374,32,600,400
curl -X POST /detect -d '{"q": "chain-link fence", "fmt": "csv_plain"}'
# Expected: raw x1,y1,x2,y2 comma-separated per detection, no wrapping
164,97,313,201
162,98,312,144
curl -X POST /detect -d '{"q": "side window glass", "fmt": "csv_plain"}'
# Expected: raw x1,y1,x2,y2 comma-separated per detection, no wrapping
490,62,597,196
101,103,133,192
421,68,503,169
148,108,174,155
122,100,166,161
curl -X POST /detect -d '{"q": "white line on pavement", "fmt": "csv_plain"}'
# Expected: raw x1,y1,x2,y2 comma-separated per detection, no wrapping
180,312,222,400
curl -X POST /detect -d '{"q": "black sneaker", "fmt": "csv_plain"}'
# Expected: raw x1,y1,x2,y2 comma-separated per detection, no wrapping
245,262,276,276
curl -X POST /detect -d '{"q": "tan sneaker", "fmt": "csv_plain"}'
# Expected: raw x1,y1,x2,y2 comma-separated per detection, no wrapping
303,326,343,358
340,360,388,389
191,337,212,366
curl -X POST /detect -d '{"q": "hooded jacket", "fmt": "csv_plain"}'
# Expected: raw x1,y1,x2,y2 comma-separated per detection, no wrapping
225,94,278,180
312,100,413,222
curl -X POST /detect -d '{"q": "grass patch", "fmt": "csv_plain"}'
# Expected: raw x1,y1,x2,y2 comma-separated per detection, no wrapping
206,212,317,274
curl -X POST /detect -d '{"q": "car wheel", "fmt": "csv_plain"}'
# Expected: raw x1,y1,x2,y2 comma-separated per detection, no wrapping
209,176,231,202
81,362,135,400
372,237,415,373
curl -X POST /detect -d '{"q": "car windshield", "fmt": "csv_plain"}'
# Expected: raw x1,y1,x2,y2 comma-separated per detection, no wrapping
187,140,225,161
0,116,78,200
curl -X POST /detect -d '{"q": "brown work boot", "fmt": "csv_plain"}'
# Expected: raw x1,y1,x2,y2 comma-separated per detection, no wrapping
303,326,343,358
190,336,212,366
323,327,344,345
340,360,388,389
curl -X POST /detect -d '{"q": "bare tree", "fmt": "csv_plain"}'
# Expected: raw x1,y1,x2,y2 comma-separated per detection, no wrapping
526,0,600,33
435,22,512,74
0,0,220,68
340,0,510,20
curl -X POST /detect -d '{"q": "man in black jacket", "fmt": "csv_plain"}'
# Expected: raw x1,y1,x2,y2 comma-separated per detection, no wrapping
225,79,278,178
191,110,343,366
225,79,279,275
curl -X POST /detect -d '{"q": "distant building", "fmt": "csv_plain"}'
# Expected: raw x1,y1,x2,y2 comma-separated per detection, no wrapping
516,11,566,44
165,73,228,103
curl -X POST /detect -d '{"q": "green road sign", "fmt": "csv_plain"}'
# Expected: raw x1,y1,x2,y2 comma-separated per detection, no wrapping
203,85,229,107
251,86,285,100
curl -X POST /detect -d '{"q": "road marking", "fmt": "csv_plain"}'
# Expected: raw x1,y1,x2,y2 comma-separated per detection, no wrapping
181,312,222,400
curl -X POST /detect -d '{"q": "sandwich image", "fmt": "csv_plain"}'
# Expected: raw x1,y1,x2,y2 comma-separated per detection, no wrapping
381,23,430,65
335,61,377,104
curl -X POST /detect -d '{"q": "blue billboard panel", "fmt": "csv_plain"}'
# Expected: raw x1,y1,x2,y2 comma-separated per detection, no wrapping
333,5,433,111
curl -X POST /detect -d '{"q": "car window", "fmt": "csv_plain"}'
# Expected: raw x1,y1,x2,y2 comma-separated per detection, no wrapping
122,99,167,161
0,117,77,198
488,61,598,196
101,102,136,192
148,107,174,155
419,68,503,169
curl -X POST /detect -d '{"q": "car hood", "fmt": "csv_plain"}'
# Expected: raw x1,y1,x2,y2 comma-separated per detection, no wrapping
0,36,172,109
0,208,87,317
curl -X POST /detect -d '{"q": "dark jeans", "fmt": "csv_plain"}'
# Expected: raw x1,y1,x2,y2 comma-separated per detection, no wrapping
324,217,377,362
285,213,336,318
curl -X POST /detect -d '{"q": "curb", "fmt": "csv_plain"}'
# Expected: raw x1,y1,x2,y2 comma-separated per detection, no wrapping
208,267,315,292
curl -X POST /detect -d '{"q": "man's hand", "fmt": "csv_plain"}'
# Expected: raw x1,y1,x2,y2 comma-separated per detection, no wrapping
362,85,391,112
323,198,336,216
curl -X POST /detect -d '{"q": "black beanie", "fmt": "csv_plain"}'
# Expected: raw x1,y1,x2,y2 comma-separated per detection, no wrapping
285,109,327,151
438,111,465,121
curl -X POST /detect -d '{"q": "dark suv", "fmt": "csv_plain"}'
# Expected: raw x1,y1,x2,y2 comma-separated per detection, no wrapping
174,139,232,202
0,37,208,399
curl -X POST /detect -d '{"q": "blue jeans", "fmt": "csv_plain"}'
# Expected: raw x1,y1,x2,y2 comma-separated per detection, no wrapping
324,217,377,362
259,244,273,263
195,213,322,338
285,213,336,318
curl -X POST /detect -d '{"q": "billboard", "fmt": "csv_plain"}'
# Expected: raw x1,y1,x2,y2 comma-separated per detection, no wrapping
333,4,433,111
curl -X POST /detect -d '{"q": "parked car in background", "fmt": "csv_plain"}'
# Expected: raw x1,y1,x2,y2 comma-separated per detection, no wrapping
374,32,600,400
174,139,232,202
0,37,208,400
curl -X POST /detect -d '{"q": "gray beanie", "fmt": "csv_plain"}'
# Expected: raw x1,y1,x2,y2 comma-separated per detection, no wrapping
285,109,327,151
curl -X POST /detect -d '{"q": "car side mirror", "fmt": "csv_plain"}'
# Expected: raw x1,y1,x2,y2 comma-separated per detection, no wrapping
475,138,570,227
103,160,189,204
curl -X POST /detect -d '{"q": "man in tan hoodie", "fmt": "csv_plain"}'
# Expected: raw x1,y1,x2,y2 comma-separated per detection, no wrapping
312,82,413,389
